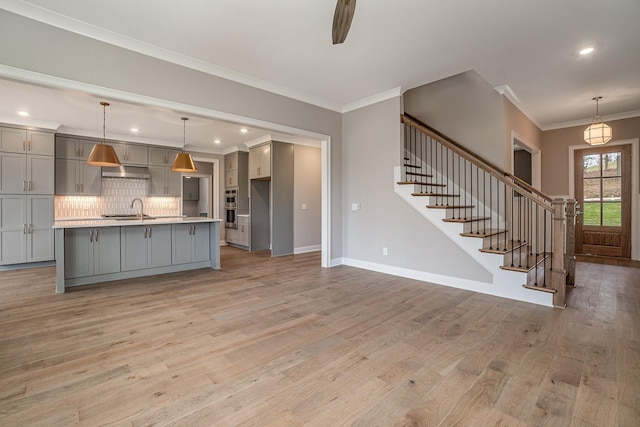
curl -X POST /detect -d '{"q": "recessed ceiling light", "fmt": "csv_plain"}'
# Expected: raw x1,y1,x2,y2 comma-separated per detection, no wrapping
17,111,30,116
240,128,248,133
580,47,594,55
214,139,221,144
131,128,139,133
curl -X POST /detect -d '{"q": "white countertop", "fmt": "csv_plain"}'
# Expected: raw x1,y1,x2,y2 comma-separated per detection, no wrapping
53,217,222,229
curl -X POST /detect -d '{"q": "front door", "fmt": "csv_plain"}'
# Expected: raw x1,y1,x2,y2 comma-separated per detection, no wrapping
575,144,631,257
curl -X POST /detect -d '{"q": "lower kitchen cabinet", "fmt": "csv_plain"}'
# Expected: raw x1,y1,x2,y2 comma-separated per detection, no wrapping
172,223,210,264
64,227,120,279
226,216,249,249
121,224,172,271
0,195,54,265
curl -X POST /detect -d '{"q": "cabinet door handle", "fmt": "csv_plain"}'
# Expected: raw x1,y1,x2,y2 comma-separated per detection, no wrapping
89,229,93,242
80,184,84,193
76,183,79,193
28,140,31,151
144,227,148,238
23,224,27,234
28,181,32,191
81,147,85,157
257,166,261,176
95,229,99,242
148,227,152,238
23,181,27,191
28,224,32,234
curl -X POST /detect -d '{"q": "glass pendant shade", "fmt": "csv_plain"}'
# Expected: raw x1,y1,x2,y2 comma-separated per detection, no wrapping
86,101,121,167
584,121,612,146
171,117,197,173
584,96,612,146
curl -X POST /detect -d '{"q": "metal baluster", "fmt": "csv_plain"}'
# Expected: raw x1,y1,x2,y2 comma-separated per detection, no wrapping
542,212,547,287
518,192,523,268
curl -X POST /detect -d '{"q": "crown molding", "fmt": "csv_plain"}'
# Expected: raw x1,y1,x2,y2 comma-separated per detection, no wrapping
1,0,343,113
544,109,640,131
494,84,543,130
0,115,61,131
342,87,403,113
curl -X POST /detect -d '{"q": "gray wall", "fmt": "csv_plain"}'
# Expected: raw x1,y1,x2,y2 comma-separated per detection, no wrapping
0,10,343,258
342,96,491,281
294,145,321,251
403,70,506,169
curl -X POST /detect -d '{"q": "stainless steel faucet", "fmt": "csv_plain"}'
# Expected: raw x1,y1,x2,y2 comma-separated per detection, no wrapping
130,198,144,220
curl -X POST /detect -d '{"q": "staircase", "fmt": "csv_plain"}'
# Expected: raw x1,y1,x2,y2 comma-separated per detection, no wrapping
396,114,574,307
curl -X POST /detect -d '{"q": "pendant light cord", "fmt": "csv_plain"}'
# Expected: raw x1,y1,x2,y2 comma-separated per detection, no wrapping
182,117,188,151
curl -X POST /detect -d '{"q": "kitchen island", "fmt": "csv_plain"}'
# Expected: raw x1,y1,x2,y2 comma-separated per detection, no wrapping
53,217,221,293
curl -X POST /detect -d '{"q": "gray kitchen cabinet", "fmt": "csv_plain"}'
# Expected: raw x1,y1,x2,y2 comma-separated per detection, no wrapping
0,127,54,156
227,215,249,248
148,166,181,196
55,136,95,160
249,143,271,179
55,158,102,195
172,223,210,265
0,195,55,265
183,178,199,201
0,153,54,194
224,154,237,172
109,142,148,166
121,224,172,271
64,226,120,279
149,147,181,166
224,170,238,187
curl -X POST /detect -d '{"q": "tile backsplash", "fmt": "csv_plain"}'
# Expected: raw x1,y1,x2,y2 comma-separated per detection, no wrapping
55,178,180,219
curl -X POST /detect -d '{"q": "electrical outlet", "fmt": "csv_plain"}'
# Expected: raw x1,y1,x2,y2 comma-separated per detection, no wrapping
301,203,307,210
383,247,388,256
352,203,361,211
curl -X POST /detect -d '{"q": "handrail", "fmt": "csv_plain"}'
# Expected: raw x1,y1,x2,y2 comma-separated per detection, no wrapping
401,113,553,210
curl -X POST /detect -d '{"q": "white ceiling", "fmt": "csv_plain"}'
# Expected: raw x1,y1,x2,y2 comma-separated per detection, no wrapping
1,0,640,150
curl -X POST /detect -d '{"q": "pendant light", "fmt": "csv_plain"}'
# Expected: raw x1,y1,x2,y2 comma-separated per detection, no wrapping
86,102,121,167
171,117,198,173
584,96,612,146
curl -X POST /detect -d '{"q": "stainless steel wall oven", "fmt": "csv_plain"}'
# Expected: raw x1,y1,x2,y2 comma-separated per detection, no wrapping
224,189,237,229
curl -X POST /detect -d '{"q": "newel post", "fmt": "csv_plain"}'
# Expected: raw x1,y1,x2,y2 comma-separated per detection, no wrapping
565,199,577,287
551,198,567,308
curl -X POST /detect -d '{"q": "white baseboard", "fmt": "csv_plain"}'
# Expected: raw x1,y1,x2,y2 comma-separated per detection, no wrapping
294,245,321,254
330,257,344,267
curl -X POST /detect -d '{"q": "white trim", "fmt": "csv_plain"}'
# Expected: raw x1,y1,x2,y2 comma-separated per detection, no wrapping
568,138,639,260
186,157,219,221
244,134,275,149
294,245,321,254
321,138,331,268
495,84,543,129
330,257,344,267
545,110,640,131
342,87,403,113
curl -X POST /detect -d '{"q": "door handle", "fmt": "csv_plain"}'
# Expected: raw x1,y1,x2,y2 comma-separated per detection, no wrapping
23,181,27,191
28,181,32,191
144,227,148,238
23,224,27,234
148,227,152,238
28,224,33,234
95,229,99,242
28,140,31,151
89,229,93,242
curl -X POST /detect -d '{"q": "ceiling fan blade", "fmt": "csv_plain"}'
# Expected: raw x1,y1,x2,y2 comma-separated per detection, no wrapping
332,0,356,44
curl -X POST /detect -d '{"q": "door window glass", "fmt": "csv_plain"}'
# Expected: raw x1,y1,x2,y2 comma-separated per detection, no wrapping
582,152,622,227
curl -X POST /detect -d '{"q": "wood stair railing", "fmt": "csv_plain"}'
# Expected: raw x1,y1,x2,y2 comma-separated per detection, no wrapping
400,113,573,307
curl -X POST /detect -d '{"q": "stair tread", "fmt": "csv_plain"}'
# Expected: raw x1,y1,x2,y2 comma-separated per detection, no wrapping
522,284,557,294
406,171,433,178
480,240,527,254
460,229,507,238
404,164,421,168
412,192,460,197
427,205,475,209
443,216,490,223
500,252,551,273
397,181,445,187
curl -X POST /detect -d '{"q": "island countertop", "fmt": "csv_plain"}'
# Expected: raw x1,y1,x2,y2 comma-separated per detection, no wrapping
53,217,222,229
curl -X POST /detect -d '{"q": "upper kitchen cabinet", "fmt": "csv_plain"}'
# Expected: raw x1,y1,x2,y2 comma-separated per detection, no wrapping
55,135,101,195
0,127,54,156
148,166,181,196
108,142,148,166
249,143,271,180
0,129,54,195
149,147,181,167
55,136,95,160
224,151,248,189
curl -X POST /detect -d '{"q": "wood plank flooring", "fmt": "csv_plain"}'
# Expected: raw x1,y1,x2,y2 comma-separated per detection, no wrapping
0,247,638,426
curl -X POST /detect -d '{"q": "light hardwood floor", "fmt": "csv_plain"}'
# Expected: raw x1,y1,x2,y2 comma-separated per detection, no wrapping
0,247,638,426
